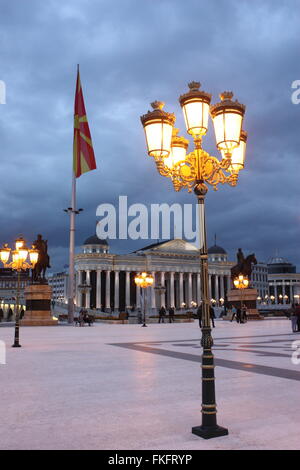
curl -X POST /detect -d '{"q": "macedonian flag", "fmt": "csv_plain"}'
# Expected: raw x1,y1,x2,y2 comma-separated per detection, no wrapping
73,67,96,178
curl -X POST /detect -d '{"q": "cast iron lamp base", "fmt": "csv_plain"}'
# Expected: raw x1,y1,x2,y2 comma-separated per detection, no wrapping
12,343,22,348
192,425,228,440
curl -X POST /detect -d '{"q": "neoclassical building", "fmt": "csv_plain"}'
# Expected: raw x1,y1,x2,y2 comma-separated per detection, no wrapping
267,255,300,305
74,236,234,312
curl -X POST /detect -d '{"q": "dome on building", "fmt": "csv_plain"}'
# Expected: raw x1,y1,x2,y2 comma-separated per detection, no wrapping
208,244,227,255
83,235,108,246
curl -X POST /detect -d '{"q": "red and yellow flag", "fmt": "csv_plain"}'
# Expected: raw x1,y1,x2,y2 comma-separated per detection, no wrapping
73,68,96,178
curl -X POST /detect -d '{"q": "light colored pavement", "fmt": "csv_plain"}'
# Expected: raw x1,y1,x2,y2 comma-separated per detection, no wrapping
0,318,299,450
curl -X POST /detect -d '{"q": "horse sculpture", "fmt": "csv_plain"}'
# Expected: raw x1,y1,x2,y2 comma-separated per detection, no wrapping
32,234,51,283
231,253,257,283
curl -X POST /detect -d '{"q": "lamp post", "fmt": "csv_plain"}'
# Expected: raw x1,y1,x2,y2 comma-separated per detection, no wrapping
0,236,39,347
233,274,249,310
141,81,247,439
134,272,154,327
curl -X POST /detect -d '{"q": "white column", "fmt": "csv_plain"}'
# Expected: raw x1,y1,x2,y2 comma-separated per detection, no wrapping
179,272,184,308
125,271,130,308
188,273,192,308
160,272,165,307
170,272,175,308
274,284,278,304
114,271,119,311
220,275,225,300
86,270,91,309
76,270,81,306
105,270,111,310
227,275,231,294
197,273,201,305
215,275,219,304
96,270,101,309
151,271,156,310
208,274,212,300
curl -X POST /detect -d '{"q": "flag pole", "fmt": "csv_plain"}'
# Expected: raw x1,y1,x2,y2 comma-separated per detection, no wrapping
67,172,76,324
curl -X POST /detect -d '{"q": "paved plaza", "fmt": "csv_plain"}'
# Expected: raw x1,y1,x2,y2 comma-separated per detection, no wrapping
0,318,299,450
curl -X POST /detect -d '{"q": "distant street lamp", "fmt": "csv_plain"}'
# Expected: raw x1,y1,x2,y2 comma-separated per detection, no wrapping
0,236,39,347
134,272,154,327
141,81,247,439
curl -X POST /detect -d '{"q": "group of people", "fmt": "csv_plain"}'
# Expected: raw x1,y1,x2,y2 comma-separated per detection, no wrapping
230,305,248,324
158,306,175,323
77,308,93,326
289,304,300,332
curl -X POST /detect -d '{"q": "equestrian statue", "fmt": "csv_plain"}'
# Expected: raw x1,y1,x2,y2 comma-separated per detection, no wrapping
32,234,51,283
230,248,257,285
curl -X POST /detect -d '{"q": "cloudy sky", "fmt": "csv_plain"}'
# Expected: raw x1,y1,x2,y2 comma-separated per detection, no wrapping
0,0,299,271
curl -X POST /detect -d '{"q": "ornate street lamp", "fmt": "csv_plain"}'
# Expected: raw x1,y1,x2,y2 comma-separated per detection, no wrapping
134,272,154,327
234,274,249,311
0,236,39,347
141,81,247,439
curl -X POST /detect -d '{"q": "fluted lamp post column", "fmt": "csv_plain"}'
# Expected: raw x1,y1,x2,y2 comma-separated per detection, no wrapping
0,236,39,348
134,272,154,327
141,82,247,439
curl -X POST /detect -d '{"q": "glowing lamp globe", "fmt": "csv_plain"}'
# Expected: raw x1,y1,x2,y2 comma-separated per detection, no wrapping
140,101,175,159
210,92,245,154
179,82,211,137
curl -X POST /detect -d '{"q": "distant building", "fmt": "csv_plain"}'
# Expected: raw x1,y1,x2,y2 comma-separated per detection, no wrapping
47,272,69,304
251,262,269,300
267,256,300,305
0,268,31,317
74,236,234,312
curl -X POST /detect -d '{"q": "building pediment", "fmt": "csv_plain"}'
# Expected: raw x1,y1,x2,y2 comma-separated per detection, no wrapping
139,239,199,255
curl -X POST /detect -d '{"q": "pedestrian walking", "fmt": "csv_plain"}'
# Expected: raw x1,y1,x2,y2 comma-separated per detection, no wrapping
290,304,298,332
158,306,166,323
168,306,175,323
230,305,237,322
295,304,300,332
236,307,242,324
241,305,247,323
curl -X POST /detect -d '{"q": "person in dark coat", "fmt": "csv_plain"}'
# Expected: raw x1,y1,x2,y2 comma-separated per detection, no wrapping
0,308,3,322
236,307,242,324
197,304,215,328
168,306,175,323
158,306,166,323
7,308,13,321
295,304,300,332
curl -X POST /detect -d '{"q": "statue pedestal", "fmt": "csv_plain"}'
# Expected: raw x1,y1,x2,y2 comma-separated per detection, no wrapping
21,284,58,326
225,288,263,320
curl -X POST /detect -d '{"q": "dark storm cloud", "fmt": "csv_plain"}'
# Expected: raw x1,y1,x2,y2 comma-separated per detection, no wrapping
0,0,299,270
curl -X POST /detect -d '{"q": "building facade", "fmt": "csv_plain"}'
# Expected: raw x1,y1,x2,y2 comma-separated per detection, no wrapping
251,262,269,300
0,268,31,318
267,256,300,305
47,271,69,304
74,236,234,312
